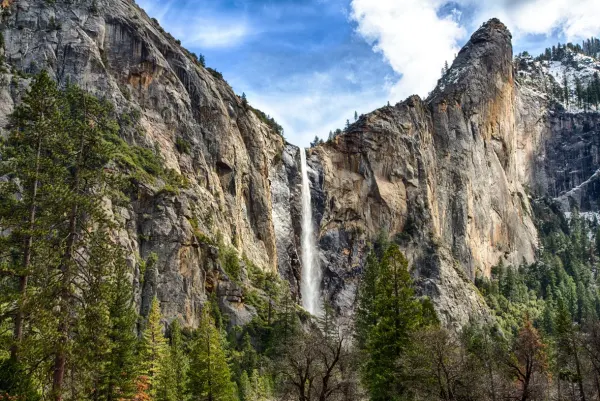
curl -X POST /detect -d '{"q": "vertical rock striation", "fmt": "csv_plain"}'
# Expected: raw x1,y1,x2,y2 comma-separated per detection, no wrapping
308,19,538,327
2,0,599,329
0,0,286,327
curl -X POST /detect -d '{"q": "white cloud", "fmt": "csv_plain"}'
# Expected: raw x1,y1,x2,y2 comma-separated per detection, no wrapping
136,0,252,49
171,18,251,48
135,0,174,23
464,0,600,40
350,0,600,102
350,0,466,101
233,71,388,147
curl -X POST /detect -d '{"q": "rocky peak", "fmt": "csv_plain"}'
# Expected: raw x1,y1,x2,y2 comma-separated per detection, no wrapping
305,17,544,328
2,2,599,331
430,18,513,105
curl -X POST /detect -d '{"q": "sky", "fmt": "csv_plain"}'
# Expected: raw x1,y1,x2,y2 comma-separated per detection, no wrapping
136,0,600,147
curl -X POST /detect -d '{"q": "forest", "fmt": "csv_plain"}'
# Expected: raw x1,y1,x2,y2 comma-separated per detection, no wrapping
528,37,600,110
3,73,600,401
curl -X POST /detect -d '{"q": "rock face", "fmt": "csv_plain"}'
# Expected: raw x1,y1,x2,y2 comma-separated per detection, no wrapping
307,19,537,326
2,1,600,329
0,0,288,328
514,53,600,212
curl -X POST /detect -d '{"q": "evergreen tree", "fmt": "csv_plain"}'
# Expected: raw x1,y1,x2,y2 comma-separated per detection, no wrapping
354,251,380,349
238,371,254,401
239,333,257,376
167,320,189,401
140,297,168,397
0,71,65,399
575,76,584,108
555,299,586,401
50,84,122,400
0,71,62,363
310,136,321,148
103,260,140,401
188,308,237,401
356,243,428,400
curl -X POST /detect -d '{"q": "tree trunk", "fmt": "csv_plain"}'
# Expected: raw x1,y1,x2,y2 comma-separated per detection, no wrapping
573,339,587,401
11,134,42,361
52,202,78,400
52,119,85,400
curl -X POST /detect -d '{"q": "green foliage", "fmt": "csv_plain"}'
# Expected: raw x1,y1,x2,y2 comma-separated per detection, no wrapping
248,106,284,136
0,72,143,400
207,67,224,80
218,242,241,282
176,136,191,154
476,202,600,337
166,320,189,401
355,242,437,401
188,309,237,401
102,261,140,400
140,298,168,396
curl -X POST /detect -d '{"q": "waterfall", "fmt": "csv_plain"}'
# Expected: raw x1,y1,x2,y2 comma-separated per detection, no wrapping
299,148,322,316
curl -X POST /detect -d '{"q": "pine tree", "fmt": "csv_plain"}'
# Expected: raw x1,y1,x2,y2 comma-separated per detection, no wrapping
555,299,586,401
357,243,427,400
238,371,254,401
310,136,321,148
188,308,237,401
50,84,121,400
140,297,168,397
0,71,65,399
103,260,140,401
239,333,257,376
355,251,380,349
0,77,125,400
354,110,358,121
575,76,584,108
0,71,62,363
71,230,118,398
166,320,189,401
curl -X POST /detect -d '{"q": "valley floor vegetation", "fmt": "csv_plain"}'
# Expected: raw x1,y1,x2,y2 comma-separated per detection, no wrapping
3,73,600,401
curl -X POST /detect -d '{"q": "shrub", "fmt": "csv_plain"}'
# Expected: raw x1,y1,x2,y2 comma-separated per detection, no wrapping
175,137,191,154
207,67,223,80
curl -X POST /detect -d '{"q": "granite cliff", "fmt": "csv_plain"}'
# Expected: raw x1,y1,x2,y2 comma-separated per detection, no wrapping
1,0,599,329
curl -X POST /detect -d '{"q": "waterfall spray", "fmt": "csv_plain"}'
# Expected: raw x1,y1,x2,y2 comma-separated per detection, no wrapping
299,148,322,316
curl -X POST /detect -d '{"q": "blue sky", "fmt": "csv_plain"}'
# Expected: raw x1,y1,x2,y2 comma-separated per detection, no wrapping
136,0,600,147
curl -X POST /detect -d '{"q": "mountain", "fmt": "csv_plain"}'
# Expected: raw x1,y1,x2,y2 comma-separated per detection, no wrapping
1,0,600,332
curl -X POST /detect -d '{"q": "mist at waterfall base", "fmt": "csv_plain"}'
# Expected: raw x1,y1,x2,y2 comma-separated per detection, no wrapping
299,148,323,316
